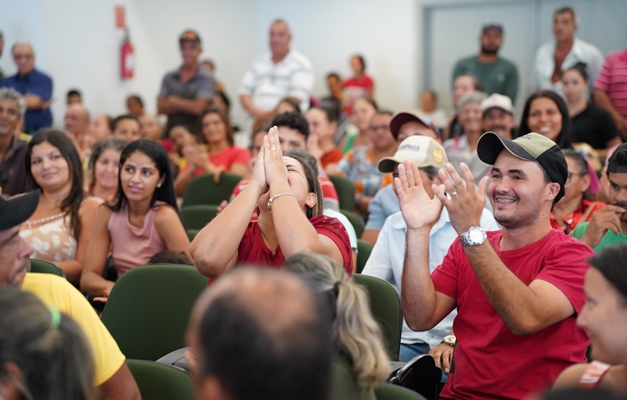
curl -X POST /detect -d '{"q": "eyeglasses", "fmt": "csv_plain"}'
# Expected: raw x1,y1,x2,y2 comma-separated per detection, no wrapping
370,124,390,131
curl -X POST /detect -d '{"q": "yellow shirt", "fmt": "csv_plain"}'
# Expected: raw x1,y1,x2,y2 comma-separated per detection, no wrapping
22,273,125,386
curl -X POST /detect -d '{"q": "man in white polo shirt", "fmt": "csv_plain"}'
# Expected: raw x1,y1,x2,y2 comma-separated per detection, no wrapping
239,19,314,145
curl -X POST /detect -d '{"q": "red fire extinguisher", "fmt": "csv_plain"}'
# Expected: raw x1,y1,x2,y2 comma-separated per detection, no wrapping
121,29,134,80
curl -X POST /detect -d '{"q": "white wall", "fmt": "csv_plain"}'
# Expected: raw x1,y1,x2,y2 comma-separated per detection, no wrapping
1,0,257,128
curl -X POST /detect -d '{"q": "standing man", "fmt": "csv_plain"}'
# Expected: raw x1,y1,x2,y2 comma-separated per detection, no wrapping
593,41,627,139
157,30,216,136
532,7,604,95
397,132,592,398
481,93,516,139
0,87,28,195
239,19,314,145
571,143,627,252
64,102,90,160
1,43,53,134
452,23,519,103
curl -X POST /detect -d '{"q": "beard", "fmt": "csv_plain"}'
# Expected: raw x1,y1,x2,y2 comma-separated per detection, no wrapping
481,45,499,55
614,201,627,222
491,192,543,229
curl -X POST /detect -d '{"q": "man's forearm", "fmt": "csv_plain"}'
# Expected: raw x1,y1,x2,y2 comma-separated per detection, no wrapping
168,96,209,115
240,94,263,117
463,242,561,335
593,89,625,125
23,94,46,109
401,228,438,330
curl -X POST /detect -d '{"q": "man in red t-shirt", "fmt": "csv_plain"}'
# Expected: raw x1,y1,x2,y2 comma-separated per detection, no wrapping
395,132,592,399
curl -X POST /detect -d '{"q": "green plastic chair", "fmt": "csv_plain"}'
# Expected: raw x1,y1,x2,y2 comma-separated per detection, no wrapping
126,359,195,400
182,173,242,207
29,258,65,278
186,229,200,242
329,175,356,211
352,274,402,361
356,239,373,274
101,264,208,361
341,209,365,239
375,383,426,400
181,204,219,230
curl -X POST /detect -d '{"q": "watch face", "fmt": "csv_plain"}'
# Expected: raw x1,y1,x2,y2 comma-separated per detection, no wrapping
469,228,484,243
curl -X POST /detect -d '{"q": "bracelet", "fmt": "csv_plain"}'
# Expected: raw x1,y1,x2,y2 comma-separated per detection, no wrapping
267,192,296,213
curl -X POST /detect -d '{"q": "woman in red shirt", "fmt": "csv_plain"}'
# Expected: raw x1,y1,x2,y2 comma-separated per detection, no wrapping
174,108,250,196
343,54,375,116
550,149,604,234
190,127,353,277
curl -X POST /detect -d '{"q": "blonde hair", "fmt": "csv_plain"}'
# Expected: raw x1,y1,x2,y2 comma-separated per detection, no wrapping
283,252,390,388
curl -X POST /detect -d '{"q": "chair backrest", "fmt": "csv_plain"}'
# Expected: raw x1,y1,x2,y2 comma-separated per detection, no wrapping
375,383,427,400
388,355,441,400
101,264,208,360
352,274,402,361
356,239,373,274
126,359,195,400
186,229,200,242
182,173,242,207
181,204,219,230
341,209,365,239
329,174,356,211
29,258,65,278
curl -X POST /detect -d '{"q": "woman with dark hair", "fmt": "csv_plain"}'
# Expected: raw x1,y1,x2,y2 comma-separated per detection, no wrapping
190,127,353,277
343,54,375,116
306,106,343,173
283,252,390,399
341,97,378,153
81,139,189,298
517,90,573,148
0,288,95,400
550,149,605,234
86,137,128,201
553,244,627,393
20,129,102,285
562,63,621,156
174,107,250,196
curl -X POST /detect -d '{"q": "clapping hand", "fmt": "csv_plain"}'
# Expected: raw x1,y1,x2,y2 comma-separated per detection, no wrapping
394,161,443,232
432,163,488,235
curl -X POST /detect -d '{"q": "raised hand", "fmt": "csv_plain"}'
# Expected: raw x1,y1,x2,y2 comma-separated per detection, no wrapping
251,137,269,194
263,126,289,187
394,161,443,231
580,205,626,248
432,162,488,235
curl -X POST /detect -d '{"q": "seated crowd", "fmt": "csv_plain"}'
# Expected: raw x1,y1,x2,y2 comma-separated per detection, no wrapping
2,6,627,400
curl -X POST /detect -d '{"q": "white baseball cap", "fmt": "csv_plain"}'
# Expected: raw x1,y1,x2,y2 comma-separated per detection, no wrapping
378,136,447,173
481,93,514,115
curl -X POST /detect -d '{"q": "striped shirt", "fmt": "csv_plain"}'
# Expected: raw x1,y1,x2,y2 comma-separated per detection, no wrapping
594,49,627,118
239,49,314,113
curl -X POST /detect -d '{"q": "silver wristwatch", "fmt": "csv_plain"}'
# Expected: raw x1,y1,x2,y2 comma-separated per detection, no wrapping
459,226,487,247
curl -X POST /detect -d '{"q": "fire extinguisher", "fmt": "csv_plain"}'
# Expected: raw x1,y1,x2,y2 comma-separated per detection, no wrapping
121,29,134,80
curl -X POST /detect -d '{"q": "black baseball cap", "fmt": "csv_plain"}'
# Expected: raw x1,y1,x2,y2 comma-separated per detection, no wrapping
482,22,503,34
0,190,40,231
179,30,201,44
389,111,437,140
477,132,567,203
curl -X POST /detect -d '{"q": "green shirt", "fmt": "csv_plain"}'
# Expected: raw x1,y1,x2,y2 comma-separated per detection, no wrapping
570,222,627,252
452,56,519,103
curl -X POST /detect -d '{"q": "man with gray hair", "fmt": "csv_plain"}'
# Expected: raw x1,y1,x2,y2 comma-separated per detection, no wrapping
0,87,28,195
1,43,53,134
532,6,604,94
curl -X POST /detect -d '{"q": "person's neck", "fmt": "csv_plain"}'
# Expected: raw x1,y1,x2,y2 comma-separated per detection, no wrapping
181,61,199,73
371,142,398,159
0,134,14,159
128,197,153,221
354,71,364,79
272,49,289,64
257,212,279,252
208,139,229,155
567,97,588,117
42,184,72,209
556,37,574,50
466,130,482,151
92,184,116,201
500,217,553,251
318,136,336,153
552,195,582,222
18,69,33,78
477,53,498,64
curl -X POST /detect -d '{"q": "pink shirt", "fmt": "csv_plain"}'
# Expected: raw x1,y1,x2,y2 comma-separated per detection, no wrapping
108,201,167,276
594,49,627,119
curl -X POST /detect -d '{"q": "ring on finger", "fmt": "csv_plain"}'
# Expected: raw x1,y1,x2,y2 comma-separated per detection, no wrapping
271,146,277,151
450,191,458,196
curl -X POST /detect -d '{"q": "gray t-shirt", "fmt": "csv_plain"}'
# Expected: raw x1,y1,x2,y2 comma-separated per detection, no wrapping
159,66,216,135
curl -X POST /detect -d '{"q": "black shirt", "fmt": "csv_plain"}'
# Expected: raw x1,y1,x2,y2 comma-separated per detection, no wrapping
0,135,28,196
572,104,619,149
